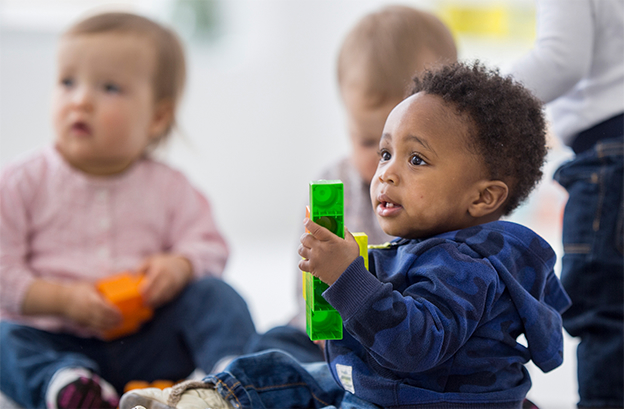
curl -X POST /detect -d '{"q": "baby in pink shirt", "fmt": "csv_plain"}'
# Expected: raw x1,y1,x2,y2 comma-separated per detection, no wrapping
0,12,255,409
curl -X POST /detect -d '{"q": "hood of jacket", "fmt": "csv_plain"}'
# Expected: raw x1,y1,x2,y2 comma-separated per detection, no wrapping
440,221,572,372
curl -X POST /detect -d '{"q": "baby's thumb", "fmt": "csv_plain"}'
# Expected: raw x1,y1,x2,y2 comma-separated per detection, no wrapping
304,218,331,240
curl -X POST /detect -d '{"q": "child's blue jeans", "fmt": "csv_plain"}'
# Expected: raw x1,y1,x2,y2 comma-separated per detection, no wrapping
554,136,623,408
204,350,380,409
0,277,256,409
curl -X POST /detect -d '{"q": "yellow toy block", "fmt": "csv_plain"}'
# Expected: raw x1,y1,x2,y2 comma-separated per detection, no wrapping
352,232,369,270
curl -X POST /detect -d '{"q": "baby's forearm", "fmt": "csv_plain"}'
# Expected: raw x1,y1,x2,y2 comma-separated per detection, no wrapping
21,279,70,317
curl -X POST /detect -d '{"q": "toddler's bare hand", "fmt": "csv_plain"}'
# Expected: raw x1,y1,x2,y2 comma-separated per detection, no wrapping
63,282,122,333
298,218,360,285
138,254,192,308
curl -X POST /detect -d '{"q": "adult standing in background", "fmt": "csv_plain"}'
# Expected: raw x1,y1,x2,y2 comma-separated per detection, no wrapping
504,1,623,408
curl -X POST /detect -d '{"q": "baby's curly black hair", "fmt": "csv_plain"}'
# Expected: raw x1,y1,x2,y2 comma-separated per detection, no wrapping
410,61,547,215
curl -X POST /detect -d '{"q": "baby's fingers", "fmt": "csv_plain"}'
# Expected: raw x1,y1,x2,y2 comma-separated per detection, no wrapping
299,231,317,249
298,242,312,272
298,242,307,257
145,277,173,308
298,257,310,273
98,298,122,324
303,218,334,241
90,302,122,332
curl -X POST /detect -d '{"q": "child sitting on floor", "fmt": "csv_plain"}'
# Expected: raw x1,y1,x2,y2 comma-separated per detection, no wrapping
121,61,571,409
0,12,255,409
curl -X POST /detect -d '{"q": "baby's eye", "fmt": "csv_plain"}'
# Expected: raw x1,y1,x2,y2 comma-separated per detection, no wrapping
60,77,74,88
103,83,121,94
378,150,391,162
410,154,426,166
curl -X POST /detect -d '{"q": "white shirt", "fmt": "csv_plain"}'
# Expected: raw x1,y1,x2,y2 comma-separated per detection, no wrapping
503,0,624,145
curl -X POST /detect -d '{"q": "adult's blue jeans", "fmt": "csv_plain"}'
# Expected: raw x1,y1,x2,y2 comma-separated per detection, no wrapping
0,277,256,409
554,137,624,408
204,350,380,409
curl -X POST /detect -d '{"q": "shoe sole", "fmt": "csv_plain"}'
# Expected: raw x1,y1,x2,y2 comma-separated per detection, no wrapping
119,393,174,409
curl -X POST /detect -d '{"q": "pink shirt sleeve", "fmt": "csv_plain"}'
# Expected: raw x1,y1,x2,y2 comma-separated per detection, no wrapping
0,163,39,314
161,169,229,279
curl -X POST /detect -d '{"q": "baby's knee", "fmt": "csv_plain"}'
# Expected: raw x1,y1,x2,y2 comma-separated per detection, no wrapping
183,277,249,311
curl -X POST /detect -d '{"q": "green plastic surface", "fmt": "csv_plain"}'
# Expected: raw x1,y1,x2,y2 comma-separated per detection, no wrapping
304,180,344,340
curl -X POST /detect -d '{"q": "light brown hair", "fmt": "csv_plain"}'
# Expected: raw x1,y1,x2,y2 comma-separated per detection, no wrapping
64,12,186,143
337,5,457,105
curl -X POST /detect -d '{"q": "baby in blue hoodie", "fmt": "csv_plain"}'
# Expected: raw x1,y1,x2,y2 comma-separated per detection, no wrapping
122,62,570,409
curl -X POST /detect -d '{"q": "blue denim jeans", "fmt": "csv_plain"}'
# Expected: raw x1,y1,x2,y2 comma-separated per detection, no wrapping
204,350,380,409
245,325,324,364
0,277,256,409
554,137,624,408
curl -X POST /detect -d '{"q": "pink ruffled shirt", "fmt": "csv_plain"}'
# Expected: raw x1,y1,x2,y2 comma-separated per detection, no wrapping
0,146,228,334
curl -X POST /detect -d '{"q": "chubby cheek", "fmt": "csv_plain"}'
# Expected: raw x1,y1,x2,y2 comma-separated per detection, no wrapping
99,106,128,131
52,104,69,141
376,216,407,238
407,189,433,214
101,107,140,136
369,174,395,218
369,173,380,202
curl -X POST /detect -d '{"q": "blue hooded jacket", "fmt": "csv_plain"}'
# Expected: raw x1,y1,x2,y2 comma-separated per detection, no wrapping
323,221,571,408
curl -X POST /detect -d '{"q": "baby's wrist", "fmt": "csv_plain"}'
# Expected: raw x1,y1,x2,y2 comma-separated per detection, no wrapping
56,283,76,318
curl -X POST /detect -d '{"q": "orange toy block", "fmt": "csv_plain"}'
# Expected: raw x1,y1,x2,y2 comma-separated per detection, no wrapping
123,380,149,392
124,379,174,393
96,272,153,340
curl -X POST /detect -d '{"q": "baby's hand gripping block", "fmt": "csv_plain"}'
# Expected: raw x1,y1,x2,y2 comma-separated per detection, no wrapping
96,271,153,340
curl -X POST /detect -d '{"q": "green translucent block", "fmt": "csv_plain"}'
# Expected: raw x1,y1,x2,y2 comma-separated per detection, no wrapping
305,180,344,341
304,272,333,311
306,304,343,341
309,180,344,240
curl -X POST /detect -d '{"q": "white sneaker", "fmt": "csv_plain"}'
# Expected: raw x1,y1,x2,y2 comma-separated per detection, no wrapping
119,380,232,409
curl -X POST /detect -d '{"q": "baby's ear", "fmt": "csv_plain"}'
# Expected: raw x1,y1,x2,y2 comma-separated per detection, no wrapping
468,180,509,218
149,100,174,140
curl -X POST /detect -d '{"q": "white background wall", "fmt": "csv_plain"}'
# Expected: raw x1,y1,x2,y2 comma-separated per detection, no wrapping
0,1,578,407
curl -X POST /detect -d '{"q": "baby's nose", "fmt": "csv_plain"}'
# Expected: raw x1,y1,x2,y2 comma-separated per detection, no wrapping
71,87,94,109
378,167,398,185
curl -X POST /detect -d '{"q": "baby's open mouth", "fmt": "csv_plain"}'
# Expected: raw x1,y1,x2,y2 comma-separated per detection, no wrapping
377,199,402,216
71,121,91,135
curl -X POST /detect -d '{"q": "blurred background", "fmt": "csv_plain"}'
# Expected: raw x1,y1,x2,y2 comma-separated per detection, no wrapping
0,0,576,407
